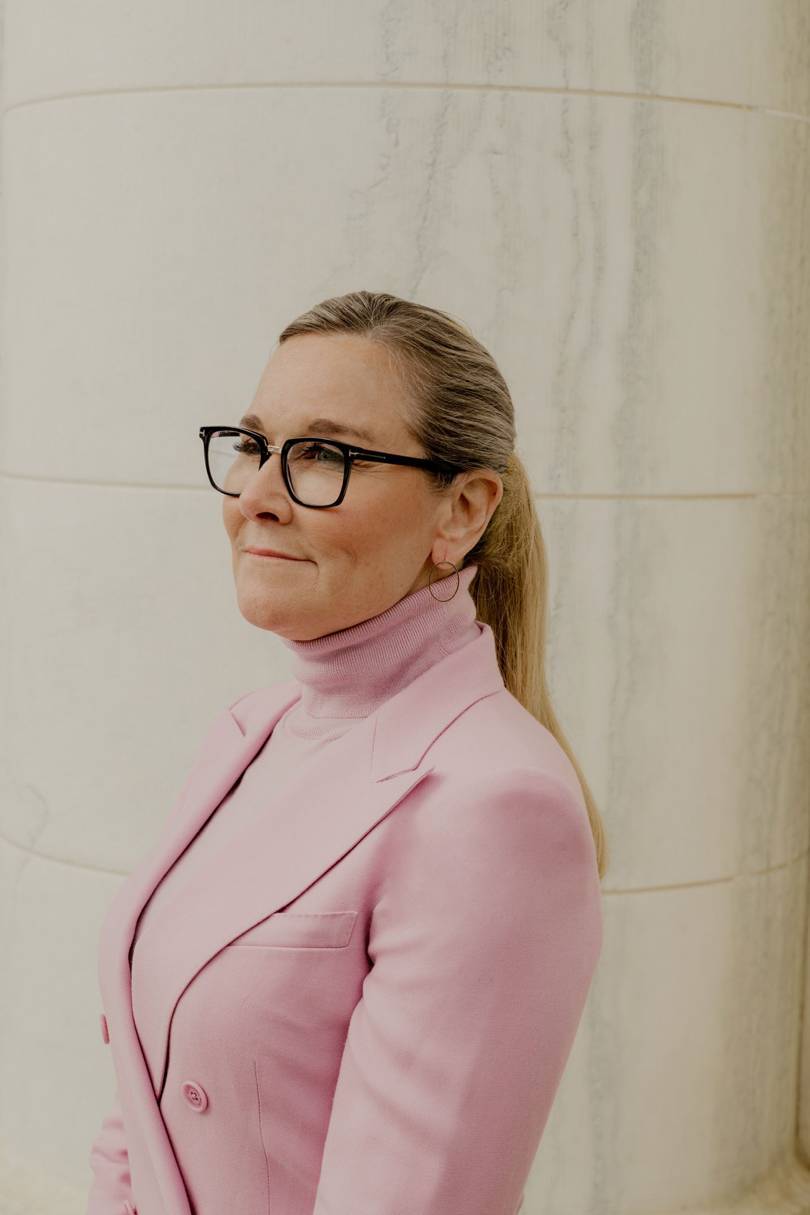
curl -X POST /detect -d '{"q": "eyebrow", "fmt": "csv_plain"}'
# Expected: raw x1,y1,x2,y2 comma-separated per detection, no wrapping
238,412,376,446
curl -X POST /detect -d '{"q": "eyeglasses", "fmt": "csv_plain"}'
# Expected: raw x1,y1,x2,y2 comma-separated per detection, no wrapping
199,426,463,509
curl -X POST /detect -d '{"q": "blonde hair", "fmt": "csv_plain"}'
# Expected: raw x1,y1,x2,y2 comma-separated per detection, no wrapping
277,290,608,879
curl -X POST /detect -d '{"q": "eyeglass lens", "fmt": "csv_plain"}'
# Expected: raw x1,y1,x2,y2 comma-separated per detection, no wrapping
207,430,346,506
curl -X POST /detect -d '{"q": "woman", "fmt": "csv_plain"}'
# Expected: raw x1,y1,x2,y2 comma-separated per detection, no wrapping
87,290,607,1215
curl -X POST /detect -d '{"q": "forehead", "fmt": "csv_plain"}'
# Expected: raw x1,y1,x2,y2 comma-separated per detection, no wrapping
248,333,409,443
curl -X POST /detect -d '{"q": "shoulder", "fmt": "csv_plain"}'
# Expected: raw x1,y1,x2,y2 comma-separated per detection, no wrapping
382,684,597,874
412,761,594,871
424,685,584,807
390,730,596,896
226,679,299,724
374,757,602,968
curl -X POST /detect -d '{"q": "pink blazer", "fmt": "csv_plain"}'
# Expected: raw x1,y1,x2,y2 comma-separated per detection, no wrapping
88,621,603,1215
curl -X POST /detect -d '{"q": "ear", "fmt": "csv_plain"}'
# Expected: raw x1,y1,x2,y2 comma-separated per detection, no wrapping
434,469,503,560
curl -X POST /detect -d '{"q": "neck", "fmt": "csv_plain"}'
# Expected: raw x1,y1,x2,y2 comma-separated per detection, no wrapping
277,564,481,730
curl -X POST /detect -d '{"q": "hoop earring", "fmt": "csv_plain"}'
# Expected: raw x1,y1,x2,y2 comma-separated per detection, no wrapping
427,558,460,601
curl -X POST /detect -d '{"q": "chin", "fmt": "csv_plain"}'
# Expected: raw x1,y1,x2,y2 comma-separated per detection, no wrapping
235,591,290,632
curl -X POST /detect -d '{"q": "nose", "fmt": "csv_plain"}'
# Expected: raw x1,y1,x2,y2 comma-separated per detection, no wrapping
237,451,290,517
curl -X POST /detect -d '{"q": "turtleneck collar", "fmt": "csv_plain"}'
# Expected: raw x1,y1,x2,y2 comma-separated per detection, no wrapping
277,563,481,728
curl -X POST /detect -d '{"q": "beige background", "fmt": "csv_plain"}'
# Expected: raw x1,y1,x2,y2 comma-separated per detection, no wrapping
0,3,809,1213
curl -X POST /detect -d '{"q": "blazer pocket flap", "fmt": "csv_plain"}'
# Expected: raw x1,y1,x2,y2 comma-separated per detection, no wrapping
228,910,358,949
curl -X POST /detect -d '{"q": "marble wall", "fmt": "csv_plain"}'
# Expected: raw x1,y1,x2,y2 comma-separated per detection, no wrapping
0,3,809,1213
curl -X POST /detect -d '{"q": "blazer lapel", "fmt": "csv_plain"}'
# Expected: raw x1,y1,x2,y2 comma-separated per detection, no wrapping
96,685,300,1215
98,620,505,1213
137,713,439,1098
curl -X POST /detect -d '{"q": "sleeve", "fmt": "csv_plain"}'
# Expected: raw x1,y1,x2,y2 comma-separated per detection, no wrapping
86,1089,134,1214
311,766,604,1215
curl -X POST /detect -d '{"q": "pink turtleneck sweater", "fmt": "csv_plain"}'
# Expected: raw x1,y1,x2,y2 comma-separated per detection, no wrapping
130,564,481,978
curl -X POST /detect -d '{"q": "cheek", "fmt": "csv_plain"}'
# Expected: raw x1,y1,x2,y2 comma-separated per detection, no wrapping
333,502,398,562
348,479,431,552
375,479,432,533
222,500,239,539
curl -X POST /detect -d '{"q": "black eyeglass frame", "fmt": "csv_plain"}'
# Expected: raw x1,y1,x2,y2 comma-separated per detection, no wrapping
199,425,464,509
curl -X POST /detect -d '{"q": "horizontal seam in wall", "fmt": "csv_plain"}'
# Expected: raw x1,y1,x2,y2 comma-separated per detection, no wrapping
1,81,808,122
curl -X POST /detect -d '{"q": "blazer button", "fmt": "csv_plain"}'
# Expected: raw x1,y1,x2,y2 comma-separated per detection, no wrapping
180,1080,208,1112
99,1013,110,1044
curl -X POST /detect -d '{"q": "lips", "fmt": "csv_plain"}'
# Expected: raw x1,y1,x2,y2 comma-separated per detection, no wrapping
243,547,303,560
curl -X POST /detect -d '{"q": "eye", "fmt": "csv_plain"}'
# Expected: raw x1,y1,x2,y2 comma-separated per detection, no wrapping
234,436,260,454
297,442,344,464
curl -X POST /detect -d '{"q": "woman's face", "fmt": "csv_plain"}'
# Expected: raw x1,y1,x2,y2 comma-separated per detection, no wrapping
222,332,502,642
